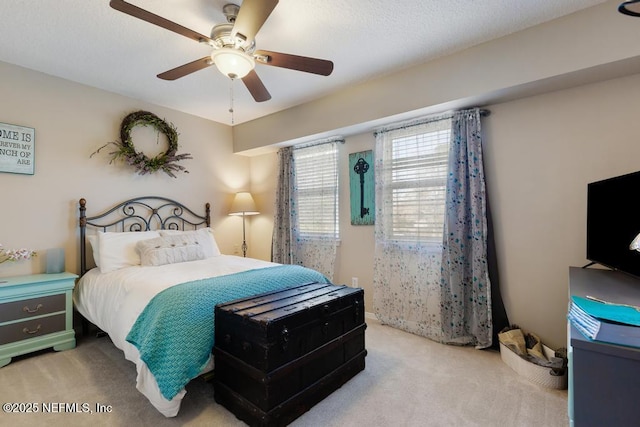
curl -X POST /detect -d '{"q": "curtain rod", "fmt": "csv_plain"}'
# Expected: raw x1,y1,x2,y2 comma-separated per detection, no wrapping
293,136,345,150
374,107,490,135
285,108,491,149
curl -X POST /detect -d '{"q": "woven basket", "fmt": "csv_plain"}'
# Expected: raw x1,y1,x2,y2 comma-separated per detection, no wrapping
499,343,567,390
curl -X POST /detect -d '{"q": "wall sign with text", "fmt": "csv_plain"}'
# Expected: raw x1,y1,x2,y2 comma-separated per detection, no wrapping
0,122,35,175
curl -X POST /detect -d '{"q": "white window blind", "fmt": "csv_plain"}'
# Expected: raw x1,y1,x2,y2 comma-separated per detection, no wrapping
379,118,451,243
293,142,339,239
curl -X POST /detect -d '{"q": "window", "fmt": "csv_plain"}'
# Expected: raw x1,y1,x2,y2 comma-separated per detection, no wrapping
378,118,451,243
293,142,339,240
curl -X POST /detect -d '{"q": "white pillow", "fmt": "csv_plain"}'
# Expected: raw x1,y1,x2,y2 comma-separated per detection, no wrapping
87,234,100,268
98,230,161,273
137,235,206,266
159,228,221,258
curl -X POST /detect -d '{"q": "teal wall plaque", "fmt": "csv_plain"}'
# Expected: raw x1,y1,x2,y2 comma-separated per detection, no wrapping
349,150,375,225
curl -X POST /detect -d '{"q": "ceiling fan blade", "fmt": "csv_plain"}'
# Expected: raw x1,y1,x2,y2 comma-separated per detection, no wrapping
254,50,333,76
242,70,271,102
157,57,213,80
232,0,279,46
110,0,212,45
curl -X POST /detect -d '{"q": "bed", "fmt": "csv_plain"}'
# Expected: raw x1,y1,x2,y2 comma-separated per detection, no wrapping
73,196,330,417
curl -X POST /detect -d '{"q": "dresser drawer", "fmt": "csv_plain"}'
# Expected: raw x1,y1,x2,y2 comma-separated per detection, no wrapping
0,294,65,323
0,314,66,345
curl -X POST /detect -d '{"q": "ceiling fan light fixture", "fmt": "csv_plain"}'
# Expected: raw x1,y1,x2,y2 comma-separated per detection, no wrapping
211,47,255,79
619,0,640,16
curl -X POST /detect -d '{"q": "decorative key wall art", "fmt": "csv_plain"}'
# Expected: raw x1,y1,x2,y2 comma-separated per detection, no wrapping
349,150,375,225
0,122,35,175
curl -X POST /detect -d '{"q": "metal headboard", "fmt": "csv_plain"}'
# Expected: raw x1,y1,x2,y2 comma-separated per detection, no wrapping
79,196,210,275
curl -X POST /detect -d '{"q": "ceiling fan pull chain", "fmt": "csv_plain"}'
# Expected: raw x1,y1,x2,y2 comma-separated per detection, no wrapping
229,77,235,125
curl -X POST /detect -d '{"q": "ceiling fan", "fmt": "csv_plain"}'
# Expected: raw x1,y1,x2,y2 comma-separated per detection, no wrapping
109,0,334,102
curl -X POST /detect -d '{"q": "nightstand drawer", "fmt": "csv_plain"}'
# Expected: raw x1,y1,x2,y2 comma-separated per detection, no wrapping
0,273,77,367
0,294,65,323
0,314,66,345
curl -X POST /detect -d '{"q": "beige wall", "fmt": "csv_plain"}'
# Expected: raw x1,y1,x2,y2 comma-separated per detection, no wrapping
334,134,375,313
0,61,252,278
236,0,640,351
247,72,640,350
245,136,377,312
233,0,640,153
247,152,278,260
484,73,640,349
3,0,639,351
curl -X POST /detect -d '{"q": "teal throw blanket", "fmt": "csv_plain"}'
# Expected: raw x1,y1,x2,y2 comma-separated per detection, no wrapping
126,264,329,400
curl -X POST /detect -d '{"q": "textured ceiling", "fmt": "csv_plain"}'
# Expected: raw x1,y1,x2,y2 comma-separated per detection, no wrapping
0,0,608,125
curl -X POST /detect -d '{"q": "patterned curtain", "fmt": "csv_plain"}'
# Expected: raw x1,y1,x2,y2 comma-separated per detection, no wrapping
290,142,339,280
373,109,500,348
440,109,493,348
271,142,339,281
271,146,294,264
372,118,450,342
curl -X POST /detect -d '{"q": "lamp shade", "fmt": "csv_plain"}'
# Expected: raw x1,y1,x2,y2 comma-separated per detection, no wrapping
211,48,255,79
229,192,259,216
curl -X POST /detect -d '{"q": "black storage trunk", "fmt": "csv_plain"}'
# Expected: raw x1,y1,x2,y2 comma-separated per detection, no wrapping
213,282,367,426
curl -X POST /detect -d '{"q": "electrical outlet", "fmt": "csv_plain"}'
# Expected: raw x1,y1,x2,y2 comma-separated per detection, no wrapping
351,277,358,287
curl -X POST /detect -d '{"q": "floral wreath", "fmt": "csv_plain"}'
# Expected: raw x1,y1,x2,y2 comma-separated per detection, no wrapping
91,110,192,178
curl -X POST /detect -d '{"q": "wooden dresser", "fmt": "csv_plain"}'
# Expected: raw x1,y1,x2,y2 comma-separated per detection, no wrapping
568,267,640,426
0,272,77,367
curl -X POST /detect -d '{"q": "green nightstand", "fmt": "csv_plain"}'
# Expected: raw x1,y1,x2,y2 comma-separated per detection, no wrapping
0,272,77,367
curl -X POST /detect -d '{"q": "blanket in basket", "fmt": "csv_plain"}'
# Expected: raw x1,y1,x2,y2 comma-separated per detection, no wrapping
126,264,330,400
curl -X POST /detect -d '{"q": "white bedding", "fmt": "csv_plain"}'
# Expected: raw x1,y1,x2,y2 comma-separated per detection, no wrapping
73,255,279,417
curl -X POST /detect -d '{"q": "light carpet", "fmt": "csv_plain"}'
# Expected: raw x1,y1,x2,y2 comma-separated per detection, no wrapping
0,318,568,426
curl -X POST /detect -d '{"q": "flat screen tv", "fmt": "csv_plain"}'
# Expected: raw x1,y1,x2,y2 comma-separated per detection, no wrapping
587,170,640,278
